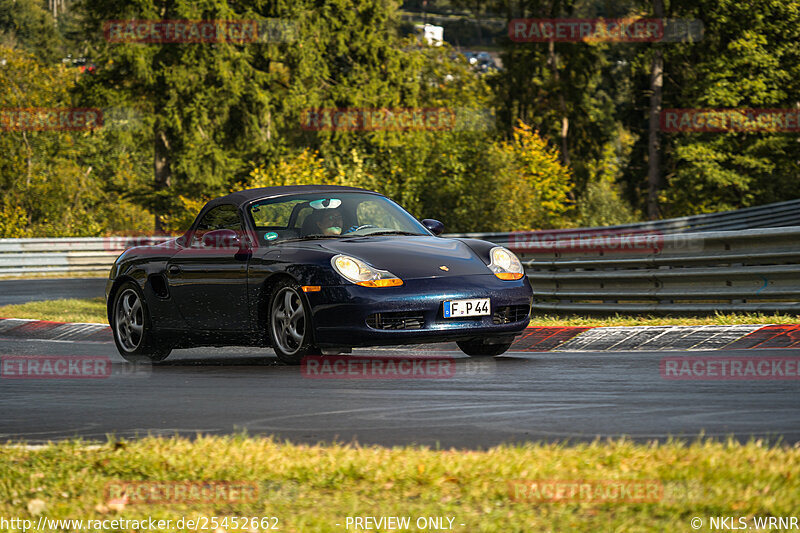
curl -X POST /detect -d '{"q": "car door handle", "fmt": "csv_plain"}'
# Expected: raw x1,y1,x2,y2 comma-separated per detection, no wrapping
167,265,181,275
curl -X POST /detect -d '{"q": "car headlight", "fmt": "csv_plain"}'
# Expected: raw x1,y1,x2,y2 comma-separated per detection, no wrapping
488,246,525,280
331,254,403,287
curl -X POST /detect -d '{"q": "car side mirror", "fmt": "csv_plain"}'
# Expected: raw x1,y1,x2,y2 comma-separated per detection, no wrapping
422,219,444,236
202,229,242,249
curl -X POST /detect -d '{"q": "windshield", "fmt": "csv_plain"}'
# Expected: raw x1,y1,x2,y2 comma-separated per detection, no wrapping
247,192,430,244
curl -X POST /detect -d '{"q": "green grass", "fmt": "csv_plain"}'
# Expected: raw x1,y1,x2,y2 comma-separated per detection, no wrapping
0,271,108,280
0,297,796,327
0,297,107,324
1,436,798,532
529,313,800,327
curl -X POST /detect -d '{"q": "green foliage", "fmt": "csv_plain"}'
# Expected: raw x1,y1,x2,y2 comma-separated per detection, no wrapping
575,134,638,227
639,0,800,216
0,197,30,238
0,45,152,237
485,121,574,231
240,121,574,233
489,1,618,189
575,178,637,228
248,150,337,188
2,0,799,236
0,0,65,62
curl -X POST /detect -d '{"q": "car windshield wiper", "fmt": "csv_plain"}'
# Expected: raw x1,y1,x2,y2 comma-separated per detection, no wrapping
280,234,343,243
357,230,421,236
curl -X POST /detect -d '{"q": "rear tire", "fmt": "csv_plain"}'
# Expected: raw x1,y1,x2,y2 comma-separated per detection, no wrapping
456,339,513,357
112,281,171,363
268,279,318,365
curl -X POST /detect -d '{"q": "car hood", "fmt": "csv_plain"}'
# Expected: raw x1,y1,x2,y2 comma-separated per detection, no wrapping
310,235,492,279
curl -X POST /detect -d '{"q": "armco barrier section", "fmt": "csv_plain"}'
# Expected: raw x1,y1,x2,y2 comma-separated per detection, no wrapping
1,226,799,316
0,237,169,275
449,198,800,243
508,227,800,315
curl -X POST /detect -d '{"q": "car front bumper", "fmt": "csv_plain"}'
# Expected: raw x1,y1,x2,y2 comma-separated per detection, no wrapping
306,274,532,348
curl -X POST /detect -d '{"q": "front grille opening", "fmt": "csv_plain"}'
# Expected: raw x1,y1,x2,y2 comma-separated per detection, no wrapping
492,305,530,324
366,312,424,330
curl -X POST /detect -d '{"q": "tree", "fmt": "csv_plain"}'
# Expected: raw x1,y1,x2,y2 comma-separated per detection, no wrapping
646,0,663,219
77,0,280,230
0,0,66,62
653,0,800,215
76,0,445,229
0,45,151,236
479,0,619,190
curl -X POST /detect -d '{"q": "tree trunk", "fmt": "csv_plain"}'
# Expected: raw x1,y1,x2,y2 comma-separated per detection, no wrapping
647,0,664,220
472,1,483,44
153,130,171,233
548,40,570,166
21,131,32,187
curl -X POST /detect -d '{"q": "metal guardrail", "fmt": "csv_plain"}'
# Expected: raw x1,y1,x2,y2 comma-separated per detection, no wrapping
442,199,800,315
587,198,800,234
508,227,800,315
448,198,800,243
0,237,168,276
2,222,799,317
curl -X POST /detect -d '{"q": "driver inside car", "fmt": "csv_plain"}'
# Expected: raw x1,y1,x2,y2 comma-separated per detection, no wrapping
315,208,361,236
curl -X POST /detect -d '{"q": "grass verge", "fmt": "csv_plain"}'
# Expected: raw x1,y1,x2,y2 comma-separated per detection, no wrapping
0,297,106,324
1,436,798,532
0,297,797,327
0,272,108,280
530,313,800,327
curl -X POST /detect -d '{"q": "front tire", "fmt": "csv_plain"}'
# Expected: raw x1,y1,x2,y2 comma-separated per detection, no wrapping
268,280,318,365
456,339,513,357
112,281,171,363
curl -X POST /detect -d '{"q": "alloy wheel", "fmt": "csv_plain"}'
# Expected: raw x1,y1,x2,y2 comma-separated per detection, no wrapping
115,288,144,352
271,287,306,356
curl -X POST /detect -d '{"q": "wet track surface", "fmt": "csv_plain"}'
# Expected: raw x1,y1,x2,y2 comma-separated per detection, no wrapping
0,278,107,306
1,337,799,447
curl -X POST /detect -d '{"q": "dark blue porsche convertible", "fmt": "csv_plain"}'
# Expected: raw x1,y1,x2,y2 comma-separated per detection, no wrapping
106,185,532,363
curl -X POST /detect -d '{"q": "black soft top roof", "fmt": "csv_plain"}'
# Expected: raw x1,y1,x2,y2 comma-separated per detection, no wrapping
205,185,377,209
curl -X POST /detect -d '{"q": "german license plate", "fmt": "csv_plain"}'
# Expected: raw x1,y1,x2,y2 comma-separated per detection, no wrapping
443,298,490,318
